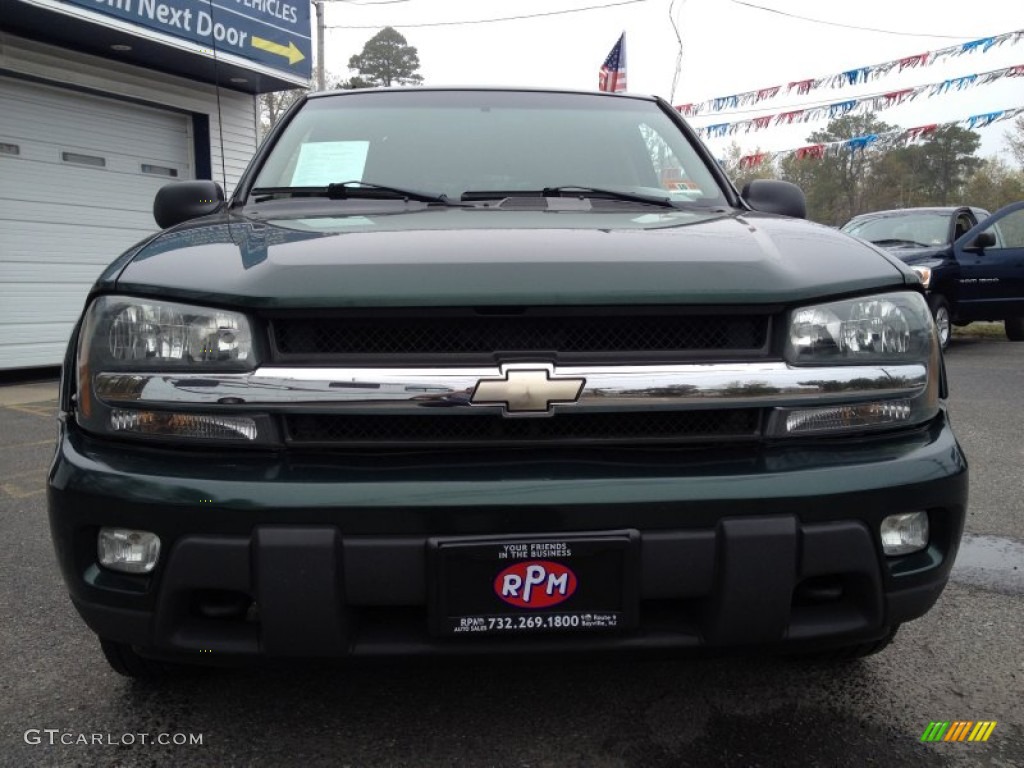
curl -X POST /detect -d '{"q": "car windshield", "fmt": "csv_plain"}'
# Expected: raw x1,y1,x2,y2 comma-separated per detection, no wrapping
842,211,951,247
250,90,728,207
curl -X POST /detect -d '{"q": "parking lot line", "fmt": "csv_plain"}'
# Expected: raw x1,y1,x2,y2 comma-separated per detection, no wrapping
0,483,45,499
0,439,53,451
0,468,49,499
2,403,58,419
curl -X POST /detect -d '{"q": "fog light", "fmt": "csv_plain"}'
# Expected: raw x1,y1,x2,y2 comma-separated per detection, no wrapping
880,512,929,556
98,528,161,573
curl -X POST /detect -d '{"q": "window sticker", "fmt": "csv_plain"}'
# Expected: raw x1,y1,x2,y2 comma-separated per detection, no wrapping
291,141,370,186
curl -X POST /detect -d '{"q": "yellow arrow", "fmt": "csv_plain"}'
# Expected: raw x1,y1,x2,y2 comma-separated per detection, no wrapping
251,37,305,66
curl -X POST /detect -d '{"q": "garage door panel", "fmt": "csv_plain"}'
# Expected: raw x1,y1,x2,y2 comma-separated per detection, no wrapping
0,75,192,369
0,161,176,190
0,287,87,363
2,80,189,128
0,341,72,370
1,184,169,218
0,148,186,180
0,263,118,283
1,163,181,209
0,284,91,322
0,106,188,148
4,91,189,139
0,222,152,264
1,199,158,231
0,124,188,165
0,321,81,346
1,87,190,163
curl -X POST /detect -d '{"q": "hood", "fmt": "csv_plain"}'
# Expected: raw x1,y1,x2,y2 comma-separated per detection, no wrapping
113,207,912,308
874,243,950,266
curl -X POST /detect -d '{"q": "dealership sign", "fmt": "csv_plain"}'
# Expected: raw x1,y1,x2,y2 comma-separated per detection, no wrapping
59,0,311,78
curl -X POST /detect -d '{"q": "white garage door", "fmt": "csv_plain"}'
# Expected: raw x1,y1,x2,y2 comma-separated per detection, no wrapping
0,76,193,370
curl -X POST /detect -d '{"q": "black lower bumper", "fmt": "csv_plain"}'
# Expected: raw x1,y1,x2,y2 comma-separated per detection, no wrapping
72,517,944,659
49,415,968,660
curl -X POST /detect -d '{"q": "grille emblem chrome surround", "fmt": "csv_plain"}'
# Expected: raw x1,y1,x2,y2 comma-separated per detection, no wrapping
471,367,585,416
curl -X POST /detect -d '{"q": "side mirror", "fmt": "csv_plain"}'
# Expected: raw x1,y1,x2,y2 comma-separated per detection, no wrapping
741,179,807,219
153,180,225,229
962,231,996,251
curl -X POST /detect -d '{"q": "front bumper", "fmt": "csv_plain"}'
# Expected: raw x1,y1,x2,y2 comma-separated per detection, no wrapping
48,413,967,660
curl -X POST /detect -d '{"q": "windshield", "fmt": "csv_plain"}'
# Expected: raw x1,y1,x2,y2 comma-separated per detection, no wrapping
842,212,951,247
250,90,728,206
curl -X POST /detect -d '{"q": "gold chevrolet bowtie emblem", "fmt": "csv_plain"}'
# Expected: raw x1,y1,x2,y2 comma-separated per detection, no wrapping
471,369,586,415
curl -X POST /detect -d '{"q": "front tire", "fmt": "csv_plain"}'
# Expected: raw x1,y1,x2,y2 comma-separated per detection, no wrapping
928,295,952,350
1006,317,1024,341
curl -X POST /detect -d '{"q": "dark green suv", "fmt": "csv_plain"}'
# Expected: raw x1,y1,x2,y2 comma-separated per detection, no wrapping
48,88,967,677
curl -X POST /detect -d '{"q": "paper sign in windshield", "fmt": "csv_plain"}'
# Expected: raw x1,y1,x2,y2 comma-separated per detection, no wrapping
291,141,369,186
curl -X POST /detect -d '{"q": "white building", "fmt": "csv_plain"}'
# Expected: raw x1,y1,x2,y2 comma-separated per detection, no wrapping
0,0,311,369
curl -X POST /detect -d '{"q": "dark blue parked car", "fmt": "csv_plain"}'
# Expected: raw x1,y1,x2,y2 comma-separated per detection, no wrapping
842,203,1024,348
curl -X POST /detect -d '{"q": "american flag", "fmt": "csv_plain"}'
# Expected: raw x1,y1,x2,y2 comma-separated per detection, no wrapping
599,33,627,93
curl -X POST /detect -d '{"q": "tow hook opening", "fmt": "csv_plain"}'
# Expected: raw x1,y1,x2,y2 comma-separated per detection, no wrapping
191,590,257,623
793,576,845,606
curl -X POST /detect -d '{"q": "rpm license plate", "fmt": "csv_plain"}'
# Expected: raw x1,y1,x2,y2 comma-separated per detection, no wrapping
429,532,638,637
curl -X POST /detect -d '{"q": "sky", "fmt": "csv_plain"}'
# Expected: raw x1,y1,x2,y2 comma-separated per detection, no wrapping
317,0,1024,161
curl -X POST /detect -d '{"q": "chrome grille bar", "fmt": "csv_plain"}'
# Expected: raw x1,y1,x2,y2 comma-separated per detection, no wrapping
95,363,928,416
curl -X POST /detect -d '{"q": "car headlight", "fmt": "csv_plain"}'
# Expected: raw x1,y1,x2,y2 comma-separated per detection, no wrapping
910,266,932,289
770,292,940,437
785,292,933,365
76,296,277,444
85,296,253,368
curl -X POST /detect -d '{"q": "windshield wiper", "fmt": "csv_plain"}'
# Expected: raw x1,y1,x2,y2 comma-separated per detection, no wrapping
462,186,678,209
251,181,459,205
546,185,678,207
328,181,455,204
870,238,935,248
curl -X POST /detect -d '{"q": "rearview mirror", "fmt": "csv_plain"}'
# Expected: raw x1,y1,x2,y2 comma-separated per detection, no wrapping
962,231,996,251
741,180,807,219
153,180,225,229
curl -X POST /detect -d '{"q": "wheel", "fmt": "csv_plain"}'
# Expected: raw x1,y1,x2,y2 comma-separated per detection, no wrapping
99,638,191,679
928,295,952,350
792,625,900,661
1006,317,1024,341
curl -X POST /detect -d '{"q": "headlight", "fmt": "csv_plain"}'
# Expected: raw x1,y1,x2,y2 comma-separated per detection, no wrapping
785,292,934,365
86,296,253,368
910,266,932,289
770,292,940,437
76,296,276,445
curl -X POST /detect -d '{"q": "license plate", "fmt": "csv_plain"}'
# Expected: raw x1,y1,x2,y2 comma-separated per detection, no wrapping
429,532,638,637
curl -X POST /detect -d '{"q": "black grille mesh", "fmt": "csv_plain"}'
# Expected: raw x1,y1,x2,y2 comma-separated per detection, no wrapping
285,409,760,446
272,312,768,358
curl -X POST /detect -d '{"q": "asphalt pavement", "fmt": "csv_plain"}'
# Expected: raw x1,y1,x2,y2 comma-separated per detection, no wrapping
1,338,1021,767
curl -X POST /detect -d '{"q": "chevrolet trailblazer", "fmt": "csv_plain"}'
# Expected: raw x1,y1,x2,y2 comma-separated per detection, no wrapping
48,88,967,677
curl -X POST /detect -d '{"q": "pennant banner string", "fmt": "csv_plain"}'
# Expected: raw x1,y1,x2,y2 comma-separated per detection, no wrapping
675,28,1024,118
734,106,1024,168
689,64,1024,138
686,63,1024,120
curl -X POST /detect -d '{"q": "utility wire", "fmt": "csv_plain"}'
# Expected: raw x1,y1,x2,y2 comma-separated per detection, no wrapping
668,0,685,104
325,0,650,29
729,0,983,40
